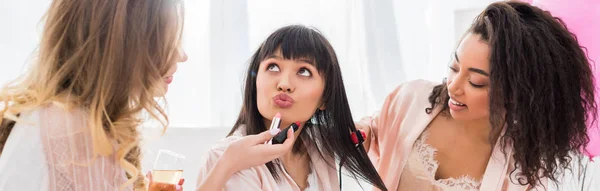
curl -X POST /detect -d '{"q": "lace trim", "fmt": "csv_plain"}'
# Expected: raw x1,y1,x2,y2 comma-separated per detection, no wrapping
41,106,126,190
413,130,481,190
44,110,76,189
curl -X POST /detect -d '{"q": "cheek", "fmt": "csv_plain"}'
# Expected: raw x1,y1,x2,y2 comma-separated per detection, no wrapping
166,63,178,76
298,82,325,110
471,91,490,114
305,89,323,108
255,74,271,107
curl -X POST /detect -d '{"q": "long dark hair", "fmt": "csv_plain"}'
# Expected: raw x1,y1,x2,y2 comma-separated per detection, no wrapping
427,1,597,187
229,25,387,190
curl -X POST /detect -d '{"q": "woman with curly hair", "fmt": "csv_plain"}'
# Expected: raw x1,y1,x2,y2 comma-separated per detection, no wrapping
357,1,597,190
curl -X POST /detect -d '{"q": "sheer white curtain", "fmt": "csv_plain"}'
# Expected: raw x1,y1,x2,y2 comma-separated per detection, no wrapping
0,0,499,129
168,0,500,128
1,0,504,190
245,0,404,124
168,0,416,128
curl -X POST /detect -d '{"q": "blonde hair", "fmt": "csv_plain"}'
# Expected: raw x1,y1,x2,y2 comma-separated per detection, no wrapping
0,0,184,190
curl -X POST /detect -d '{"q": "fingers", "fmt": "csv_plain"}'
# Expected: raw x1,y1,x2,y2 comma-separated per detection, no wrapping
251,128,281,144
146,172,183,191
149,182,177,191
257,128,295,157
176,178,184,191
280,127,295,147
355,123,372,151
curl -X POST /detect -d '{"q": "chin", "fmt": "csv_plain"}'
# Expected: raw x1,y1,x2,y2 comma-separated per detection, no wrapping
449,110,470,121
449,110,489,122
163,83,170,93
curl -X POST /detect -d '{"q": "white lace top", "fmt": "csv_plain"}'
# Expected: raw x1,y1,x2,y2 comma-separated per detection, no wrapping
0,104,128,190
398,130,481,191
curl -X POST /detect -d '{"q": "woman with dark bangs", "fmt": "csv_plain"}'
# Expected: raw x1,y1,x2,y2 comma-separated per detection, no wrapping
196,25,387,191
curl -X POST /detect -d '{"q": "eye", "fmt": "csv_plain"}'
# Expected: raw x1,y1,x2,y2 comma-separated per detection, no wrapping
449,66,458,73
267,64,280,72
298,68,312,77
469,81,485,88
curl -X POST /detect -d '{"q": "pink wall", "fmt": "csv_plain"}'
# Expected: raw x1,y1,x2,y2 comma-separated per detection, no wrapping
528,0,600,157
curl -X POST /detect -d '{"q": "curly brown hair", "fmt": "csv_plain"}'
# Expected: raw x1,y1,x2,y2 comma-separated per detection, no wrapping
427,1,597,187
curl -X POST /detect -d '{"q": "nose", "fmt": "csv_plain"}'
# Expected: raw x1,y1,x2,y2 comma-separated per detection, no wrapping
276,73,295,93
178,50,188,63
446,76,464,96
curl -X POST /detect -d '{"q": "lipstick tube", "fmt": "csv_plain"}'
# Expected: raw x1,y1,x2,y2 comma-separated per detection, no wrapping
271,121,300,145
265,113,282,144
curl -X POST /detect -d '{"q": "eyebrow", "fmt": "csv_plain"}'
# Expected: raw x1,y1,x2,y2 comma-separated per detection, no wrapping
454,52,490,76
454,52,460,64
468,68,490,76
266,55,314,65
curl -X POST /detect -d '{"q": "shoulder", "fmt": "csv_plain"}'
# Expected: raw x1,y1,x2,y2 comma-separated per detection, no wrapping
204,135,243,158
205,125,247,156
390,79,439,101
197,132,268,188
384,79,439,113
34,103,89,136
200,125,252,168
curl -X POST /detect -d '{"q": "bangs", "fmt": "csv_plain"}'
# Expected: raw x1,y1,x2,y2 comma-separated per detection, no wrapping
256,25,333,72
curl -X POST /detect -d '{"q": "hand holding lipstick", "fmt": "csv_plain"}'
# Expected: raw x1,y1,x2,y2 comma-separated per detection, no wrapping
265,112,299,145
265,113,282,144
197,127,295,191
220,127,295,175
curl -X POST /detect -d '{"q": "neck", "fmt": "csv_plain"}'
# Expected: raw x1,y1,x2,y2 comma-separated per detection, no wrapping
280,144,311,190
455,117,494,145
281,146,309,162
264,119,312,189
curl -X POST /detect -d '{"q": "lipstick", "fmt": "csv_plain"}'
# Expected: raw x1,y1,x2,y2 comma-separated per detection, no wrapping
265,113,282,144
271,121,300,145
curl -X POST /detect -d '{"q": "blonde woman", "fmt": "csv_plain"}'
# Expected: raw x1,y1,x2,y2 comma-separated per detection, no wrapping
0,0,187,190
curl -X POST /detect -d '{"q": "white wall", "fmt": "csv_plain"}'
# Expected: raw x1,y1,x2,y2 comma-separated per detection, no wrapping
0,0,50,84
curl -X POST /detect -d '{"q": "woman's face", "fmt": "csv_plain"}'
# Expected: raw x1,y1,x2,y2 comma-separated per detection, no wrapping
446,33,491,122
157,7,187,96
161,47,187,94
256,49,325,128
